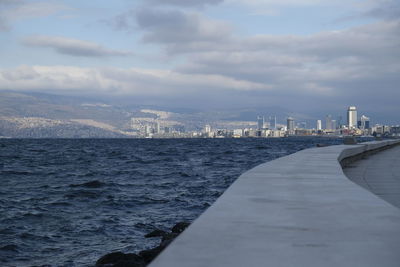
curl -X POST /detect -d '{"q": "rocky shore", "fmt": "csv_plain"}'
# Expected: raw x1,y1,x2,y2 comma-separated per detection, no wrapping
95,222,190,267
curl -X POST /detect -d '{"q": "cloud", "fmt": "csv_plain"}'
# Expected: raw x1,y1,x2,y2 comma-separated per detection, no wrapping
363,0,400,20
2,19,400,116
0,65,268,97
170,19,400,113
147,0,224,8
135,8,232,52
0,1,68,31
22,35,132,57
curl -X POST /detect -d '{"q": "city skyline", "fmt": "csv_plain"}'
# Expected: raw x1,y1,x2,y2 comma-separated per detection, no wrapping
0,0,399,123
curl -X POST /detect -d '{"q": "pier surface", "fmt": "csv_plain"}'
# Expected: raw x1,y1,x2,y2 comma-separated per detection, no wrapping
344,144,400,208
150,140,400,267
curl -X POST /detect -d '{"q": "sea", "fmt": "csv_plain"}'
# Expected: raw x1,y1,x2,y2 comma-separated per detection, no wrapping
0,137,357,266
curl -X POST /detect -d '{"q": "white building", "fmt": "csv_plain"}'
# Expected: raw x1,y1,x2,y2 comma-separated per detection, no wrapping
317,120,322,131
347,106,357,128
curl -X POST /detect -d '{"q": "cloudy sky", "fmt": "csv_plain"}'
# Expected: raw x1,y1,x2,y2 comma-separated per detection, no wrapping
0,0,399,123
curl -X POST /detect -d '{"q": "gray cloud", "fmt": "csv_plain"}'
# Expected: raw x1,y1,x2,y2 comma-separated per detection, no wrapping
135,8,232,52
22,35,131,57
364,0,400,20
147,0,224,7
170,19,400,117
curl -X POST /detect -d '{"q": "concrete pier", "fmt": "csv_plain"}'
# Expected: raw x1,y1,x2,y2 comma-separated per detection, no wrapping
344,144,400,208
150,140,400,267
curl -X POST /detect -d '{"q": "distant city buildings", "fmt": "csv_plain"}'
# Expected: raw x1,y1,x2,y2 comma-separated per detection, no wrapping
124,105,397,139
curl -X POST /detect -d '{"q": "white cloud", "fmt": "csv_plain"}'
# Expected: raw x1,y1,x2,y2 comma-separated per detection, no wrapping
22,35,132,57
0,65,269,97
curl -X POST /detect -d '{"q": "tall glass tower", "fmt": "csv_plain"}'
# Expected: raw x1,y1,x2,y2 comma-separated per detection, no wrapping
257,116,264,130
347,106,357,128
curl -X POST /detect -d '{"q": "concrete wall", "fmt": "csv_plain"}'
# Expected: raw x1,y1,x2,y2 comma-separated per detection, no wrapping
150,140,400,267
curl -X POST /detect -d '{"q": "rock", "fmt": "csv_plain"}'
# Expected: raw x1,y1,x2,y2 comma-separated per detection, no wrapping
161,232,178,242
139,238,174,264
95,252,145,267
171,222,190,234
139,246,164,264
144,229,167,238
97,221,191,266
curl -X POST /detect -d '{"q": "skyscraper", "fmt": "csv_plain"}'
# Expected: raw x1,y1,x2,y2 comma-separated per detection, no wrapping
257,116,264,130
331,120,337,130
269,116,276,130
317,120,322,130
359,115,370,130
325,115,333,130
347,106,357,128
287,117,295,134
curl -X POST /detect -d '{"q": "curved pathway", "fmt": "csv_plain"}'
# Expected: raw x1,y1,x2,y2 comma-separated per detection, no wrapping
343,144,400,208
149,141,400,267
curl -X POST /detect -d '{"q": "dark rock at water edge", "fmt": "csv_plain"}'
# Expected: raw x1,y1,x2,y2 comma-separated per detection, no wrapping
96,221,191,266
96,252,145,267
144,229,167,238
171,222,190,234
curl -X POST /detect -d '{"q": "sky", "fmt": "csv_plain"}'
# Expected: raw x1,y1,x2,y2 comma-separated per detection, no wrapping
0,0,399,123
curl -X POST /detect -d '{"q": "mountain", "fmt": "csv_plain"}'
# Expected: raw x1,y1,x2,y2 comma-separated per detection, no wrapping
0,91,298,138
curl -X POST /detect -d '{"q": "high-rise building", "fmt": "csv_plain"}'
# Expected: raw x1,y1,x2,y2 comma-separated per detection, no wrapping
287,117,295,134
347,106,357,128
269,116,276,130
154,122,160,134
358,115,370,130
317,120,322,130
257,116,264,130
325,115,333,130
204,124,211,134
332,120,337,130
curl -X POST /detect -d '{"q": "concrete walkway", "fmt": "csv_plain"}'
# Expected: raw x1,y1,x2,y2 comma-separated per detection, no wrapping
344,144,400,208
149,140,400,267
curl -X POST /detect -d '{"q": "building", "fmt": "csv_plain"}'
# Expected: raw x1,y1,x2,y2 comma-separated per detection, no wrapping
326,115,333,130
332,120,337,130
347,106,357,128
257,116,264,130
287,117,295,135
203,124,211,134
154,122,160,134
317,120,322,131
269,116,277,130
358,115,370,130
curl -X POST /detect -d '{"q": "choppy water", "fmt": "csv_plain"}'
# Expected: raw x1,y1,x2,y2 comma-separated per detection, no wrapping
0,137,347,266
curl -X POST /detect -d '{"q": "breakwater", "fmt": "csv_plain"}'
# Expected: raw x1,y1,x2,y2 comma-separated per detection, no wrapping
150,140,400,267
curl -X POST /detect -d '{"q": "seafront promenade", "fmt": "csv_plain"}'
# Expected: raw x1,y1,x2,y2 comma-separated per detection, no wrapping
150,140,400,267
344,144,400,208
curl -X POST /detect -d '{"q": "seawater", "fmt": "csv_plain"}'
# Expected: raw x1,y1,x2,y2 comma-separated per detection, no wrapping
0,137,346,266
